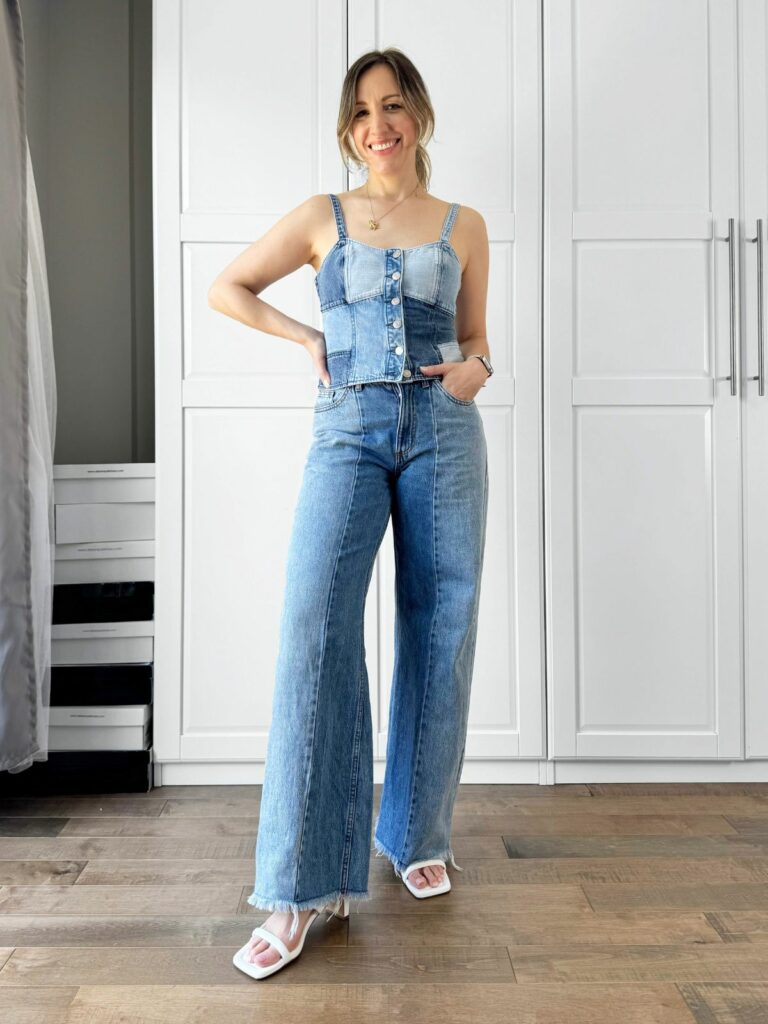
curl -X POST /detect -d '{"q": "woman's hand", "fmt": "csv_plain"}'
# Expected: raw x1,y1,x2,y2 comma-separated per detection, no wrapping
303,329,331,387
419,358,488,402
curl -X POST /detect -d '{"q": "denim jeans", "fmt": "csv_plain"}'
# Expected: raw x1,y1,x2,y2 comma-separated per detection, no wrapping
247,376,489,938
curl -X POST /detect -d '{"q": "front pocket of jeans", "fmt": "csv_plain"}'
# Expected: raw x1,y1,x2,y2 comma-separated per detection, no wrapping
314,385,350,412
434,378,474,406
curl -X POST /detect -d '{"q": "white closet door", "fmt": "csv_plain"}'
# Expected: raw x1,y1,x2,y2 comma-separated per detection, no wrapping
153,0,348,760
742,0,768,757
545,0,743,758
349,0,544,764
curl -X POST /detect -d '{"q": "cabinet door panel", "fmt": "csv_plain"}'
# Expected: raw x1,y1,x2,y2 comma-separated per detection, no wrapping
741,0,768,757
154,0,347,760
545,0,742,758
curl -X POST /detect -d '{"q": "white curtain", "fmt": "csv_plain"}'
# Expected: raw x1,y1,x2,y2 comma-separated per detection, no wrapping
0,0,56,774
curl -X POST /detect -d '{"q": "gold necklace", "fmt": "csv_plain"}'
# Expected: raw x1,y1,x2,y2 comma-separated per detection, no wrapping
366,181,421,230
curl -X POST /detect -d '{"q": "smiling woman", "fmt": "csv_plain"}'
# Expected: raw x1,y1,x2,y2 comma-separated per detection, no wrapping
209,46,491,983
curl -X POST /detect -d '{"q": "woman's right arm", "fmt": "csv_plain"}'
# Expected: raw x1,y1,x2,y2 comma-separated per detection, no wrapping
207,194,331,382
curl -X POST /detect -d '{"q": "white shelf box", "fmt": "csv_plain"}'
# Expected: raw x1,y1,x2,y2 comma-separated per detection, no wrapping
48,705,151,751
54,539,155,584
53,464,155,504
51,621,154,665
55,502,155,544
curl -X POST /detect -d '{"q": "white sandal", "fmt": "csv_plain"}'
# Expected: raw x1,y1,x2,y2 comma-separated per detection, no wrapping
232,895,350,980
400,858,452,898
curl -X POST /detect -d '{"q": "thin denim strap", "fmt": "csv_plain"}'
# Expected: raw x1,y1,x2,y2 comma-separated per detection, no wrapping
440,202,460,243
329,193,348,240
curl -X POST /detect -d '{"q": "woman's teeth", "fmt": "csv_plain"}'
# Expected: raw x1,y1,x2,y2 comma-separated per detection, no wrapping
370,138,400,152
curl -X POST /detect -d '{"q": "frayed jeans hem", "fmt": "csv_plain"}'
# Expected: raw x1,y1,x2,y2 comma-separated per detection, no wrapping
372,833,464,879
246,888,372,941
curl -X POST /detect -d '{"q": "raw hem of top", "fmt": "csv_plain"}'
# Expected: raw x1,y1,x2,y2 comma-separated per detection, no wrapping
329,374,435,389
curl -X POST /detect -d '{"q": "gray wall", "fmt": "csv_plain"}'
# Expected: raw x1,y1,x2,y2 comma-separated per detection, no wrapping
19,0,154,465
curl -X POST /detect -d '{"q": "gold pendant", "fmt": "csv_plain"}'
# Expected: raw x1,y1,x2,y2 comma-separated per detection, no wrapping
368,219,379,230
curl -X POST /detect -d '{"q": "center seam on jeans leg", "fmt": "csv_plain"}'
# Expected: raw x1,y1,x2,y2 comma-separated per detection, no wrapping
292,390,365,899
400,392,442,861
340,650,365,891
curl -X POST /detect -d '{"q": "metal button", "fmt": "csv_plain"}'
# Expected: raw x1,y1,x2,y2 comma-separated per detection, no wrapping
391,297,400,305
392,271,401,280
395,345,403,354
393,318,401,328
393,248,401,258
402,368,412,378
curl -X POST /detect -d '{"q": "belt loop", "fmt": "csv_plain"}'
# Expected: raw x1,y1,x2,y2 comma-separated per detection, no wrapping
420,378,430,388
355,382,363,390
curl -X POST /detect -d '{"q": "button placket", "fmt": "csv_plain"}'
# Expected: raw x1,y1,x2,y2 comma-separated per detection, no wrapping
387,248,406,379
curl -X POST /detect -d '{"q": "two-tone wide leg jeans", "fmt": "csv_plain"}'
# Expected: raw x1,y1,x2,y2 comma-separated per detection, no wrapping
247,376,489,939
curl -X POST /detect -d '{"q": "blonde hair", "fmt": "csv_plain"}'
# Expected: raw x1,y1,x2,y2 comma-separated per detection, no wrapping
337,48,435,193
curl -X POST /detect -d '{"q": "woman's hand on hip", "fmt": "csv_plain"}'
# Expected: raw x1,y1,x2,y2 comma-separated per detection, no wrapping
303,329,331,387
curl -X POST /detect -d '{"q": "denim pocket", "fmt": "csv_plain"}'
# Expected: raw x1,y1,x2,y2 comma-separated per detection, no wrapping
434,378,475,407
314,384,351,412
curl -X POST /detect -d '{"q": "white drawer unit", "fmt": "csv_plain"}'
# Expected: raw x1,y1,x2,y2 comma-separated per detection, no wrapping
53,464,155,504
53,463,155,544
54,540,155,585
55,502,155,544
48,705,152,751
51,621,154,666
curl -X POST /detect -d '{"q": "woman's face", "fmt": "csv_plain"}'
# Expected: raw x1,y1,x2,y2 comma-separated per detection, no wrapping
350,63,418,173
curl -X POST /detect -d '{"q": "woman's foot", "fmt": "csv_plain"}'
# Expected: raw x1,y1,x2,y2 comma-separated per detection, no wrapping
245,909,317,968
408,864,446,889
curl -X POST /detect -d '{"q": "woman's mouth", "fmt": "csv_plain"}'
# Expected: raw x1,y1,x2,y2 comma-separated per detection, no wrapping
368,138,401,154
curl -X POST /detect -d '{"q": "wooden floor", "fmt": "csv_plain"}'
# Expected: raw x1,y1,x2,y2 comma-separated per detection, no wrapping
0,782,768,1023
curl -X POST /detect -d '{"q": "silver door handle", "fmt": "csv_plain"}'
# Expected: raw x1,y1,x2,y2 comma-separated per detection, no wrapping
716,217,738,396
746,218,765,397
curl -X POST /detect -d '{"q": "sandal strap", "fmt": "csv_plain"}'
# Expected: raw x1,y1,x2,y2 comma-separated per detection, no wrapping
403,858,447,879
250,925,291,961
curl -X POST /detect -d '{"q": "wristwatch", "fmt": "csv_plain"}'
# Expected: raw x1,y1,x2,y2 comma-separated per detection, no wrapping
468,353,494,383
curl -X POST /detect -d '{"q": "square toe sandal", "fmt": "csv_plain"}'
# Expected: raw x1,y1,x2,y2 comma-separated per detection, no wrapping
232,895,349,980
400,858,452,898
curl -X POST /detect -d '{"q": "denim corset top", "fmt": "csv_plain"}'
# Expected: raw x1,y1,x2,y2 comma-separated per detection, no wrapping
314,193,464,388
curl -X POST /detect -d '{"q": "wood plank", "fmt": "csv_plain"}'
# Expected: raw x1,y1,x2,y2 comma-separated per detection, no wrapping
701,911,768,943
505,836,768,858
584,883,768,912
676,981,768,1021
0,798,166,818
0,943,515,986
157,795,768,818
0,861,85,885
60,853,768,887
507,943,768,983
0,909,720,948
452,813,739,836
0,884,244,916
0,819,69,838
0,836,257,859
63,982,697,1024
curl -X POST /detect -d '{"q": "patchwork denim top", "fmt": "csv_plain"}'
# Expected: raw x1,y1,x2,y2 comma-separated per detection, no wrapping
314,194,465,388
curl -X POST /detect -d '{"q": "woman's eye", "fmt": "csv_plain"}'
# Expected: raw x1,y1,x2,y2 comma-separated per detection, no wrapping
355,104,401,118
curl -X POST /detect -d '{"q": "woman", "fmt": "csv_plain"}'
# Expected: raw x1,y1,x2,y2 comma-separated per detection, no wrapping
209,47,492,980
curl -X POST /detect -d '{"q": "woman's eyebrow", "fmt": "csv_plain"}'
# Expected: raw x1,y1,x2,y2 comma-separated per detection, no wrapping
354,93,402,107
